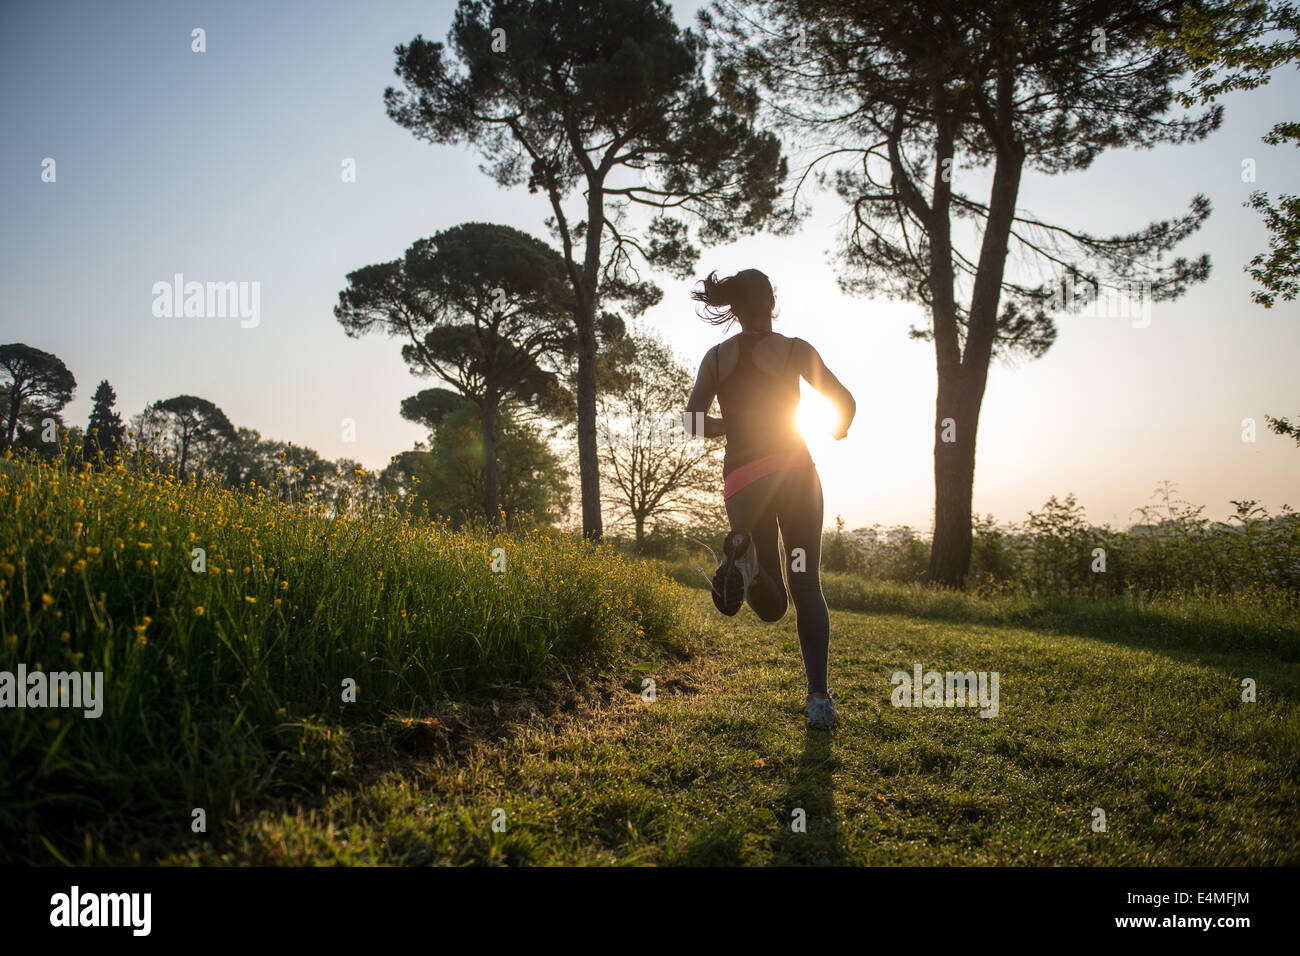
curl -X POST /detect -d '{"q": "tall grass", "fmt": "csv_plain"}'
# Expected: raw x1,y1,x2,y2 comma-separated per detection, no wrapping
0,451,690,863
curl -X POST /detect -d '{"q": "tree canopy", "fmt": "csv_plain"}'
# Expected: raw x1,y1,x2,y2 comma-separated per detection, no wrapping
399,397,570,527
337,222,578,522
384,0,791,536
137,395,236,480
598,331,722,545
1156,0,1299,308
703,0,1218,585
0,343,76,450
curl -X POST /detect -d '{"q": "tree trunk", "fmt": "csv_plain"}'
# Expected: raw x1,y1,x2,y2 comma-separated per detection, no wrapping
928,372,978,587
634,512,645,548
926,93,1024,589
576,184,605,540
575,315,601,539
4,390,20,448
481,396,501,527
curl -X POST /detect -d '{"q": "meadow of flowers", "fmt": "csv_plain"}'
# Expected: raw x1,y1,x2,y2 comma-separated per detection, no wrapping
0,448,691,863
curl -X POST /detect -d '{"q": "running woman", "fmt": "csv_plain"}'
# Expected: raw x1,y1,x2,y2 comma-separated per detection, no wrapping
685,269,856,730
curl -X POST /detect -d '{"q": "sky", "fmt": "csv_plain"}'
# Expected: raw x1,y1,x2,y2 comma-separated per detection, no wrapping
1,0,1296,532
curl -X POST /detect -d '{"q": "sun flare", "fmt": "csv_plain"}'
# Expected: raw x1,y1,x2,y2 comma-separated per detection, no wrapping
796,390,839,442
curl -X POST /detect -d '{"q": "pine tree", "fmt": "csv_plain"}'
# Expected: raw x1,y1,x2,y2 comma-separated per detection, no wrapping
707,0,1218,586
385,0,790,537
86,379,125,466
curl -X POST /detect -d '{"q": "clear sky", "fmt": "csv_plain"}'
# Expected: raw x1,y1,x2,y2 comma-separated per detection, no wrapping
2,0,1296,531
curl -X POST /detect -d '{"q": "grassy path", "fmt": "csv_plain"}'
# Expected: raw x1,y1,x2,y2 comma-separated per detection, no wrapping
180,589,1299,865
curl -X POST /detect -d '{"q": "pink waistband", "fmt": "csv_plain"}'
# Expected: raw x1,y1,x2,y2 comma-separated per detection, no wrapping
723,451,813,500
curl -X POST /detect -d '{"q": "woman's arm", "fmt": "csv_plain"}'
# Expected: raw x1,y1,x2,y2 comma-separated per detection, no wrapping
793,338,856,439
685,346,726,438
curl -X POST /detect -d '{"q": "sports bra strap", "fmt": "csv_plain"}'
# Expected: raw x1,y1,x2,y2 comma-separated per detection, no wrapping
718,333,795,384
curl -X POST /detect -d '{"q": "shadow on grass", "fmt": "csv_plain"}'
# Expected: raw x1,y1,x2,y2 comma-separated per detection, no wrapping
865,595,1300,698
773,728,845,865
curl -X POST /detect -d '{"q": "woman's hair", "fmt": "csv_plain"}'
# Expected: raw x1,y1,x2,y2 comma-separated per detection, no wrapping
691,269,776,330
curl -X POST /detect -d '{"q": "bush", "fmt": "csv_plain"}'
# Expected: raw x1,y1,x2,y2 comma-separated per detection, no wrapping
652,481,1300,602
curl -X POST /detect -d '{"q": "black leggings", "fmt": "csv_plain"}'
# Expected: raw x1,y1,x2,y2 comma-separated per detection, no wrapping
724,464,830,695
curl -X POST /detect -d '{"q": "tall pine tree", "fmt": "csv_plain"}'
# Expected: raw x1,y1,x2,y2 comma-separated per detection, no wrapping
86,380,125,466
706,0,1218,586
385,0,790,537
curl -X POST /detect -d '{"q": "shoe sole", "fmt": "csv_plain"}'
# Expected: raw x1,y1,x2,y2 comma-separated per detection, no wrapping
711,563,744,615
711,531,752,616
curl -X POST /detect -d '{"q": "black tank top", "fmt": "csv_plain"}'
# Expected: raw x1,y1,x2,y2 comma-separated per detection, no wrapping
715,332,810,477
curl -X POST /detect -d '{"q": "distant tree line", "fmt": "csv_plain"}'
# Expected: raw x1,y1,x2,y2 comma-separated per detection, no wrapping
1,323,717,538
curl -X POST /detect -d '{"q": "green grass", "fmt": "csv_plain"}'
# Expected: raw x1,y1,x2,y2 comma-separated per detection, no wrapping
4,454,1297,865
173,586,1299,866
0,455,690,864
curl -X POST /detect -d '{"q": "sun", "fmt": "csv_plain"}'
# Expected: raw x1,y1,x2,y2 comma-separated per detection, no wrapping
796,389,839,443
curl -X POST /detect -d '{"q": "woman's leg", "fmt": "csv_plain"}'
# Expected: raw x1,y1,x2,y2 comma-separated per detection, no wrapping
776,466,830,696
724,474,788,623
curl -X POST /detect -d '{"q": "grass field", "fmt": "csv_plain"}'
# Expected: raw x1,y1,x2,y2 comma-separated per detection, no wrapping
3,455,1298,865
169,587,1299,865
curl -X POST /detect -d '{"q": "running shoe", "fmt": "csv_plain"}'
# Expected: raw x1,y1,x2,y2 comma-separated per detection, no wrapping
711,530,757,616
806,692,839,729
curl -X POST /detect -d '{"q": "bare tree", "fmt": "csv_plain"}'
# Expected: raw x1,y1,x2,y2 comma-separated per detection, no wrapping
599,332,722,546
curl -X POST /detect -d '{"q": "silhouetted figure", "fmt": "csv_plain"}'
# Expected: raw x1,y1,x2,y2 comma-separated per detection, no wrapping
686,269,856,729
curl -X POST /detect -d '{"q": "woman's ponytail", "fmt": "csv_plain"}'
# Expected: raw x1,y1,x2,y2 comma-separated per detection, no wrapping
691,268,774,329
